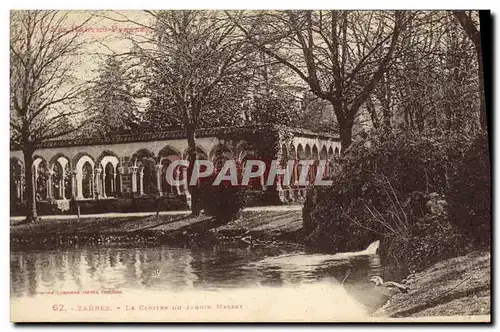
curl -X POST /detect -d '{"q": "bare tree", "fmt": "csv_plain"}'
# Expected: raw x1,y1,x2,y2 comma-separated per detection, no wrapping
229,10,408,151
119,10,252,214
453,10,486,130
10,10,92,222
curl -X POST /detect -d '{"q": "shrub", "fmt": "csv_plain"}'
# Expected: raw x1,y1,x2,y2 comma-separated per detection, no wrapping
447,133,491,246
201,181,247,225
304,130,486,268
382,214,469,272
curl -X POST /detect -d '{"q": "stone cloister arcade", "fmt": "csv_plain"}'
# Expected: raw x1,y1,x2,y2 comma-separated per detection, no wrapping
10,125,341,209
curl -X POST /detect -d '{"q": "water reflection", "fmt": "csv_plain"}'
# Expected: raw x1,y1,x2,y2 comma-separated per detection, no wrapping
11,244,394,311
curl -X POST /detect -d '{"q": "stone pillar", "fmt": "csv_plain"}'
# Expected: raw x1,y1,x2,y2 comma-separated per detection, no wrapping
112,173,117,194
61,170,66,199
155,164,163,196
117,167,123,195
47,170,54,202
139,170,144,196
21,175,24,202
76,173,83,199
95,168,102,198
71,171,76,199
175,168,181,195
102,172,107,198
182,167,189,194
130,166,138,193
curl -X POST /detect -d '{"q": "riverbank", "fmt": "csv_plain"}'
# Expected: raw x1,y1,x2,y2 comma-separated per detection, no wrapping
373,250,491,320
10,209,490,320
10,209,305,250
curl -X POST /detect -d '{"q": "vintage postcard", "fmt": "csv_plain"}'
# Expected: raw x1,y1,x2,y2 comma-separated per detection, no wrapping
9,9,491,322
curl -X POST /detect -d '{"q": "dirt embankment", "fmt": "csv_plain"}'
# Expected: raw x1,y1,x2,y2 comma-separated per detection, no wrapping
373,250,491,319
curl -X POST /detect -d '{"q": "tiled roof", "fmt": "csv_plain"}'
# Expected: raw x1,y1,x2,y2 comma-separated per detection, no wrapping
12,125,339,150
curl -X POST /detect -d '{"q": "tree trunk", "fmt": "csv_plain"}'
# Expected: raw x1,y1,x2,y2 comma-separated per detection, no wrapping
477,48,487,130
186,122,202,215
23,146,38,223
339,118,354,153
366,97,380,129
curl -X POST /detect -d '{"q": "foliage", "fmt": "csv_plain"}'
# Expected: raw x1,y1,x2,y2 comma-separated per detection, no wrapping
82,56,140,138
447,133,490,246
304,129,488,271
382,214,468,273
201,177,247,225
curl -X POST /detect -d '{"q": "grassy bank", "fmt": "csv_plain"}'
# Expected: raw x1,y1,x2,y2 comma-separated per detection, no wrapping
374,251,491,319
10,210,304,249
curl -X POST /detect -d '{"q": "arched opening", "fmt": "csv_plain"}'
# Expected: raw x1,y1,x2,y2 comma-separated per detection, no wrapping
99,155,119,198
75,154,95,200
104,163,115,197
289,144,296,159
33,158,48,201
334,147,340,159
10,158,24,205
209,143,233,162
328,146,334,159
182,146,207,161
51,156,71,200
320,146,328,160
159,146,182,196
305,144,312,159
312,145,319,160
140,159,156,195
132,149,156,196
52,162,64,200
160,156,181,195
82,161,94,199
297,144,305,160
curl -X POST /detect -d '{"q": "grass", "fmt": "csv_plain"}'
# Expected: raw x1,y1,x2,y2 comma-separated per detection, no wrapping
373,251,491,318
10,210,304,237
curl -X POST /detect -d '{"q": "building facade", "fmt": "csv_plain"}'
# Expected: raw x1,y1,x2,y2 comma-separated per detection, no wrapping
10,125,341,212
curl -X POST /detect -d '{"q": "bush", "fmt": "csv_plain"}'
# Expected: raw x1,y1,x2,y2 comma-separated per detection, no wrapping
304,130,488,270
447,133,491,246
202,182,247,226
382,214,469,272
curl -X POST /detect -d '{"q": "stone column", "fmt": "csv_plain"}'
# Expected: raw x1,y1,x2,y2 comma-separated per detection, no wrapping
175,168,181,195
102,172,107,198
20,175,24,202
15,178,21,201
71,171,76,199
95,168,102,198
112,173,117,194
130,166,138,193
139,170,144,196
155,164,163,196
117,167,123,195
75,174,82,199
47,170,54,202
182,167,189,194
61,170,66,199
